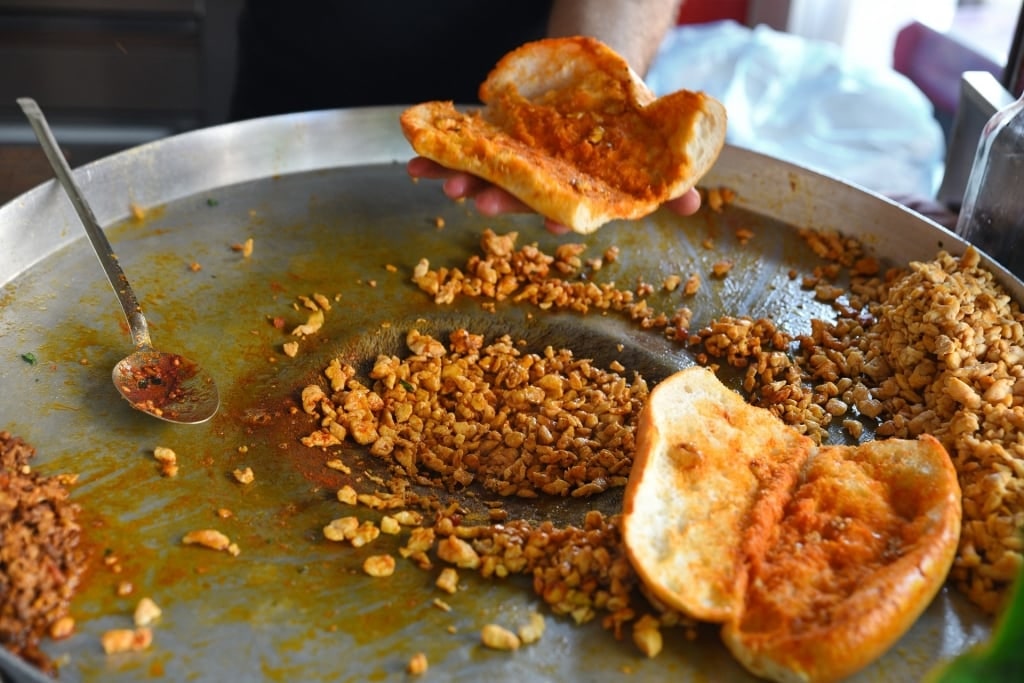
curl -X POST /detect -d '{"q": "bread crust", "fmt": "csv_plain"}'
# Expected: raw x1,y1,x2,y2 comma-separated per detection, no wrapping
622,366,811,621
622,368,962,683
721,436,962,683
400,36,727,234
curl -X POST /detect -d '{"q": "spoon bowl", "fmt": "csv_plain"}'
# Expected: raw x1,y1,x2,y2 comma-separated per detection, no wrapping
113,349,220,424
18,97,219,424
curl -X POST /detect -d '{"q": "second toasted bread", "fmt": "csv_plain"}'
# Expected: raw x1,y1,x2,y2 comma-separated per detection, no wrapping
622,367,962,683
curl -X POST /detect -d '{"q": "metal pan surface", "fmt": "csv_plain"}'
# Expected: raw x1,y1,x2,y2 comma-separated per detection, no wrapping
0,106,1007,682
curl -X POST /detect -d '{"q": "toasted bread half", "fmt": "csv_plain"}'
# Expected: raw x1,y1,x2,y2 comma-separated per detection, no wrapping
622,365,812,622
722,436,962,683
622,367,962,683
400,36,727,234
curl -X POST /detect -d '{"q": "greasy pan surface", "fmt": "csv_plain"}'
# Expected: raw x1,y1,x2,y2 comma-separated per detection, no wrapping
0,107,1005,681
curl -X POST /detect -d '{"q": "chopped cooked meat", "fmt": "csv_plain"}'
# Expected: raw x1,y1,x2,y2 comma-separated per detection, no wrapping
1,431,86,674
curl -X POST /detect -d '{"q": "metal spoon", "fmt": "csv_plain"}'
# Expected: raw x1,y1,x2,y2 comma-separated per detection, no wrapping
18,97,219,424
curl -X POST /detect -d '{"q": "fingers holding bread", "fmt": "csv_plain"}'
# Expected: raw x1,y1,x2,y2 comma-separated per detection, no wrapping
400,36,726,234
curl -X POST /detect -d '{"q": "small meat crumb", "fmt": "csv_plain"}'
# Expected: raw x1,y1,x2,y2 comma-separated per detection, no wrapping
380,516,401,535
407,652,429,675
133,597,162,627
518,612,546,645
814,283,845,302
48,616,75,640
362,554,396,577
632,614,663,657
392,510,424,526
435,567,459,594
400,527,435,558
705,186,737,212
843,419,864,439
232,467,255,485
481,624,521,651
152,446,178,477
683,273,701,296
323,516,359,542
350,520,381,548
711,260,734,278
336,485,358,505
437,535,480,569
182,529,236,555
324,517,380,547
104,553,122,572
101,627,153,654
152,446,175,462
231,237,254,258
326,458,352,475
291,309,325,337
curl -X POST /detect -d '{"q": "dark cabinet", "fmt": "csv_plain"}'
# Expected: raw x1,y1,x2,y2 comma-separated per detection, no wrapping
0,0,241,202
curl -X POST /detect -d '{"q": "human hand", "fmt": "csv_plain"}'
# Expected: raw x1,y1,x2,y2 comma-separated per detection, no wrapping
406,156,702,234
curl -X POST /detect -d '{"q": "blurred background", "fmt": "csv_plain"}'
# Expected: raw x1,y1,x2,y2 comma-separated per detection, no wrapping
0,0,1021,206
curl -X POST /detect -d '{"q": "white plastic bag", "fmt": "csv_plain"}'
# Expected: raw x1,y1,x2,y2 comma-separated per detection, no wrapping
648,21,946,197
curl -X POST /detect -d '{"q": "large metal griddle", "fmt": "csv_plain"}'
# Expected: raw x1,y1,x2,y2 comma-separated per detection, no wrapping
0,106,1008,682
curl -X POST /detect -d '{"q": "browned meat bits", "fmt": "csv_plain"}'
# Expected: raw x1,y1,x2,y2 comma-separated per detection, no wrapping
1,430,85,674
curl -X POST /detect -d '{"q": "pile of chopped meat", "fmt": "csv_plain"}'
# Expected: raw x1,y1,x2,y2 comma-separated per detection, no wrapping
1,430,85,674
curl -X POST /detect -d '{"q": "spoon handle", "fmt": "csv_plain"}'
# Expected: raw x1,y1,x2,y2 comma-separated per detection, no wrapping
18,97,152,350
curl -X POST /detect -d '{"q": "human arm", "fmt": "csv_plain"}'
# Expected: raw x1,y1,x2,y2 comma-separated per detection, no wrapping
547,0,684,77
